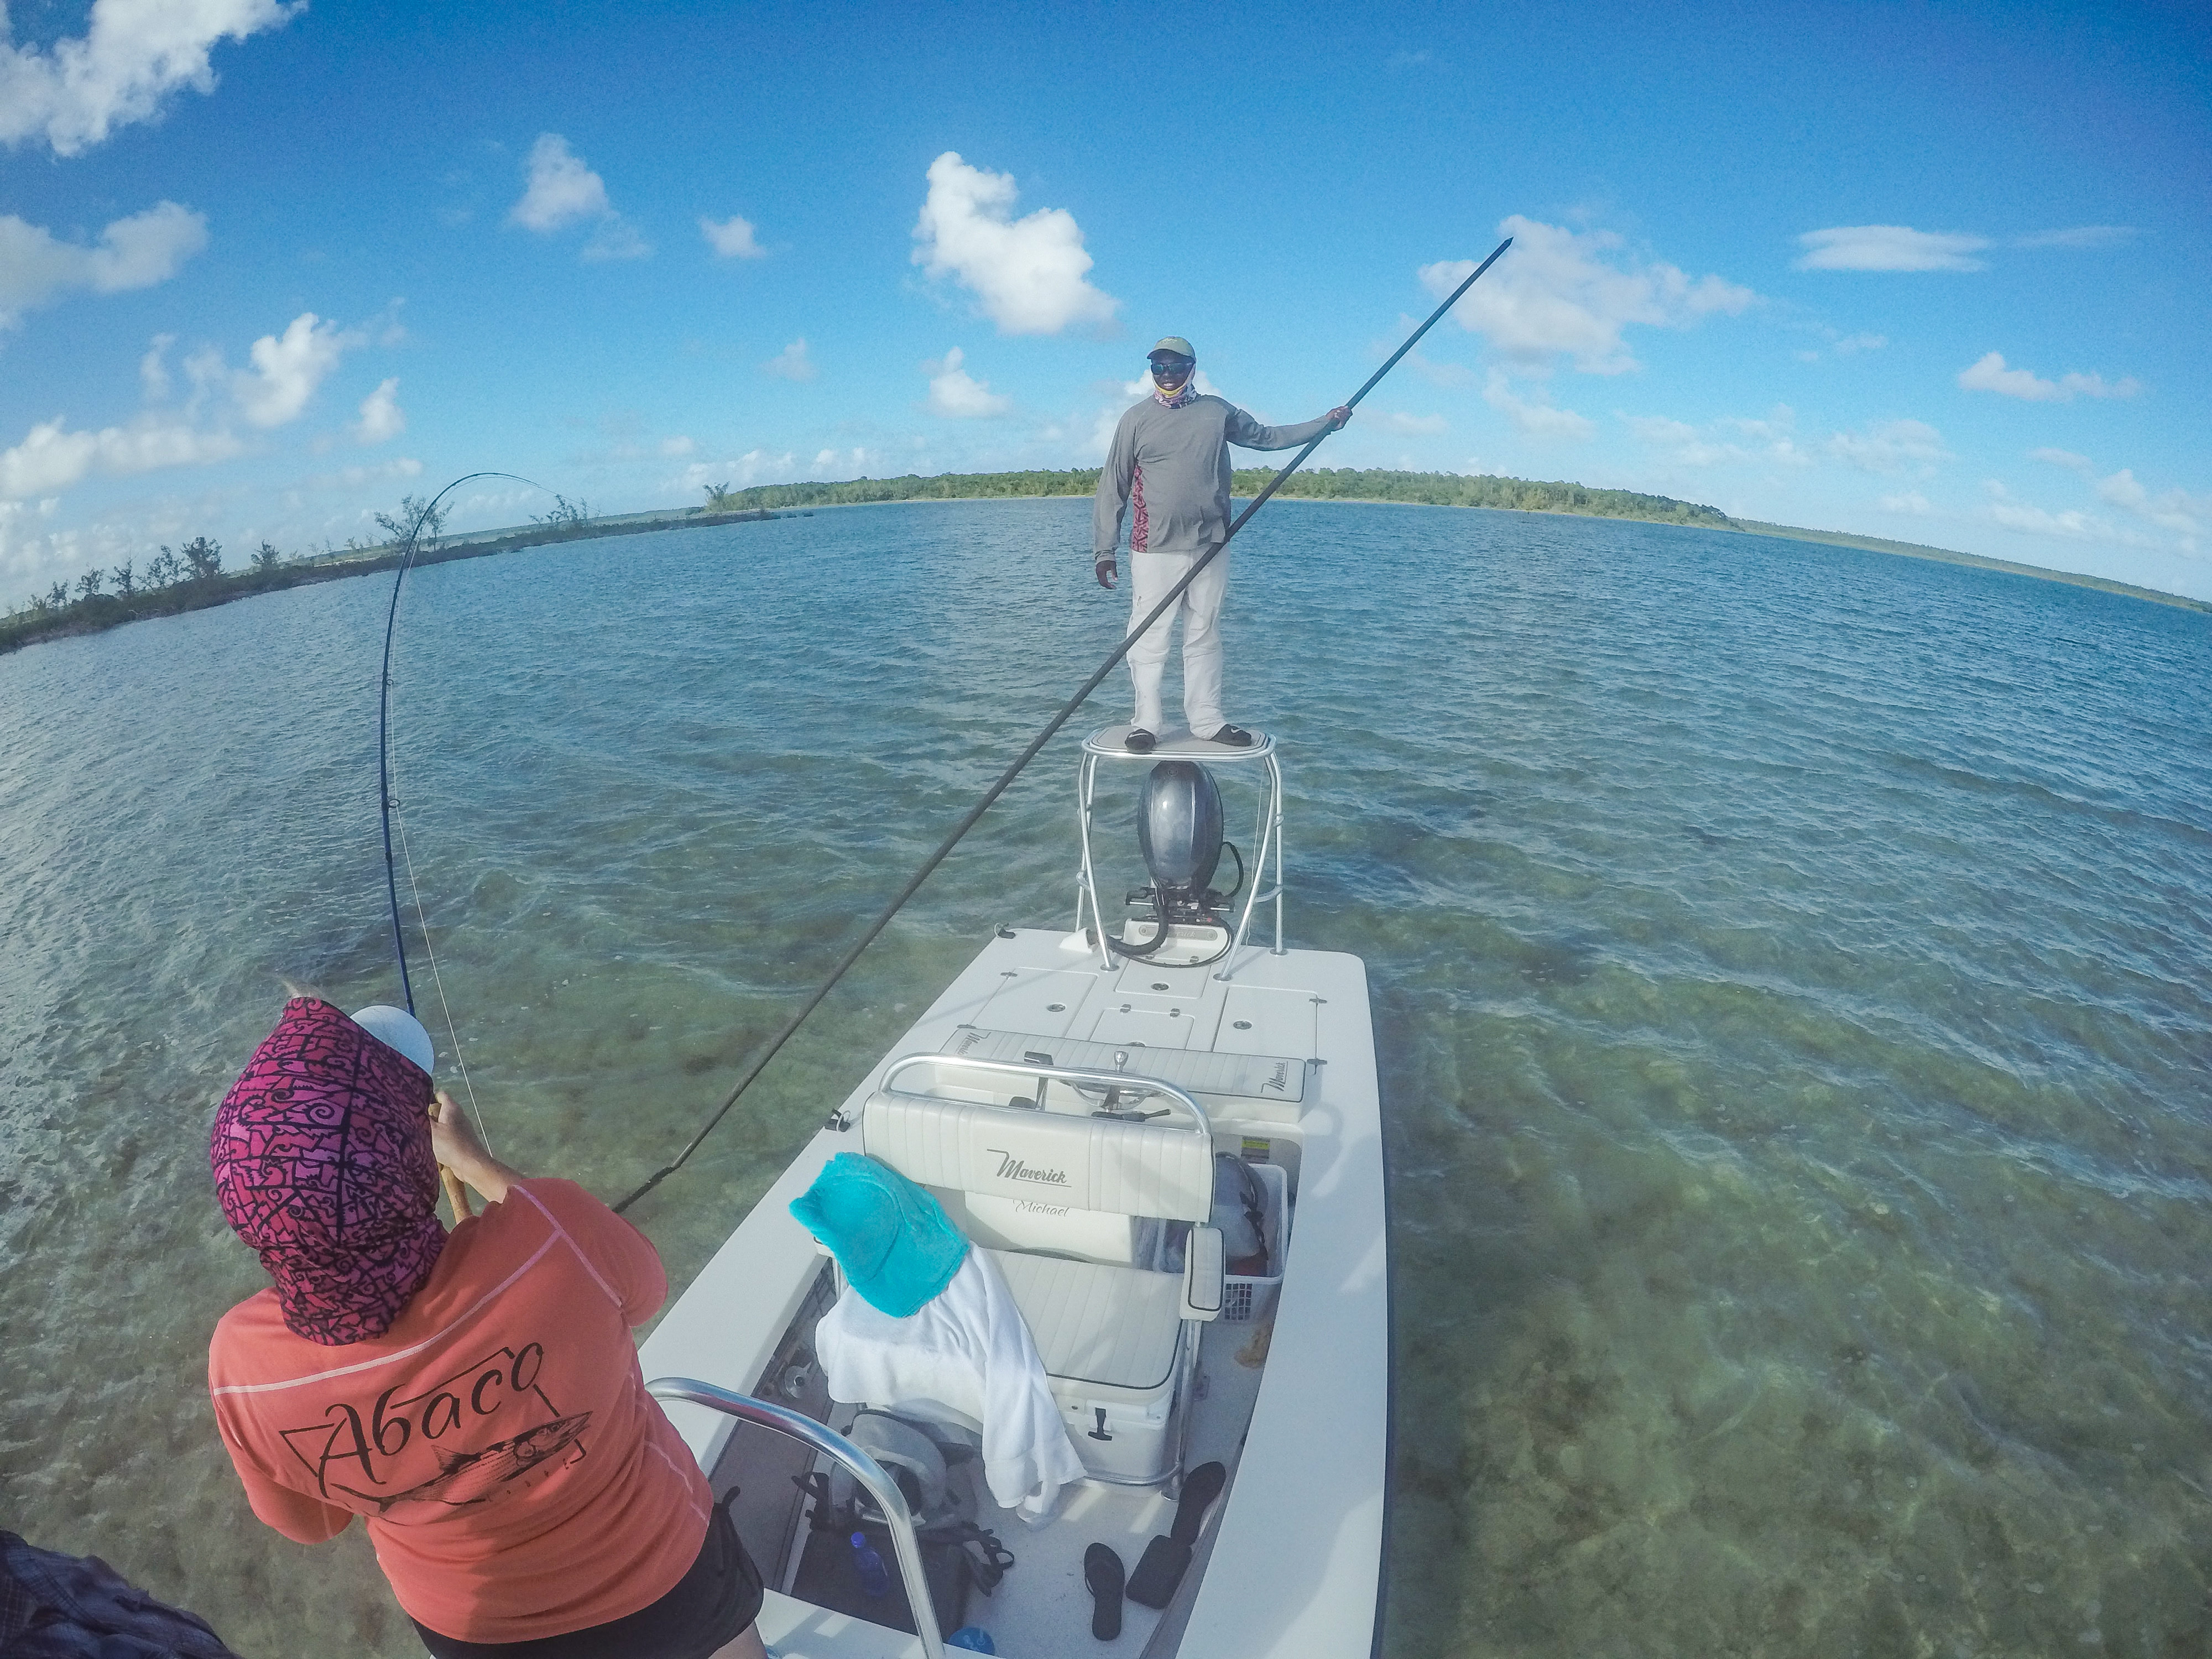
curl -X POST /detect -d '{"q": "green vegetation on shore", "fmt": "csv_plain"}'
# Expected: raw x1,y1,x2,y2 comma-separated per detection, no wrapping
705,466,1731,527
8,469,2201,656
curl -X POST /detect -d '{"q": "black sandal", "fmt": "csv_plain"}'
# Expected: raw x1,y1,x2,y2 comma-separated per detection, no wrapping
1125,728,1157,754
1209,725,1253,747
1084,1542,1125,1640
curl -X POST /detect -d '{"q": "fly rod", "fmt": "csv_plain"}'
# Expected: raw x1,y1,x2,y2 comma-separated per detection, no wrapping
613,236,1511,1214
377,470,541,1222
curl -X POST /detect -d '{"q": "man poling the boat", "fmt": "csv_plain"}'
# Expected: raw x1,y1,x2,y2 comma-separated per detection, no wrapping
1093,338,1353,754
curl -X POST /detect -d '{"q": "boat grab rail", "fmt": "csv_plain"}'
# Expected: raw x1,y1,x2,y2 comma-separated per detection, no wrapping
645,1378,947,1659
874,1052,1212,1139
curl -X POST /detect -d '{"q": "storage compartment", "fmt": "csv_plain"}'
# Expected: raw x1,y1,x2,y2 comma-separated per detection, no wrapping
1057,1384,1175,1484
1220,1161,1288,1324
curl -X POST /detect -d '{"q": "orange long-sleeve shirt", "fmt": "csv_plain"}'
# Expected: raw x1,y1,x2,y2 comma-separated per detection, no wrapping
208,1177,711,1644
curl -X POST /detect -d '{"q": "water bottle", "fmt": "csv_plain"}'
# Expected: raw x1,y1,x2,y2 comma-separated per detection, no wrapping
947,1628,997,1652
849,1531,890,1598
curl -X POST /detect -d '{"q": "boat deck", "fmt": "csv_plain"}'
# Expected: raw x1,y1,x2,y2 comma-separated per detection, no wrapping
711,1287,1271,1658
639,920,1385,1659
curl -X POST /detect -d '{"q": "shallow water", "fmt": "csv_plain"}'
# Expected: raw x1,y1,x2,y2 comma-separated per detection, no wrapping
3,498,2209,1657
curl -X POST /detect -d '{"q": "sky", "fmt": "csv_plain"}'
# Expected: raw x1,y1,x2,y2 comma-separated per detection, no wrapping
2,0,2208,605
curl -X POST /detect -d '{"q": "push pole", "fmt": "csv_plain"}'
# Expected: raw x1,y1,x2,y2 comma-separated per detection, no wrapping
614,237,1514,1214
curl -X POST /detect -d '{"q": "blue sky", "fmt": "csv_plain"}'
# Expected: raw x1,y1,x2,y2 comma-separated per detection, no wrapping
3,0,2207,603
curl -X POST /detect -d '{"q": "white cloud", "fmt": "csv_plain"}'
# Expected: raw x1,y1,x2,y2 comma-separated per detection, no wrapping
1880,491,1933,515
0,0,298,156
761,338,817,381
1794,226,1990,272
304,455,421,491
234,312,356,427
1375,411,1447,435
1482,371,1592,439
351,377,404,444
659,435,694,457
924,346,1011,418
0,201,208,327
1,413,242,497
2030,447,2093,473
508,133,649,258
1985,497,2143,546
512,134,609,230
140,334,175,399
680,450,796,492
1958,351,2058,400
911,151,1119,336
2097,469,2205,539
1621,413,1744,467
1421,215,1754,375
1833,332,1886,354
1616,405,1809,471
1958,351,2141,401
2013,226,2135,249
701,215,764,258
1824,419,1951,475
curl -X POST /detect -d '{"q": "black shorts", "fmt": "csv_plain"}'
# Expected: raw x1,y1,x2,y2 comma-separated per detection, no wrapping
413,1499,764,1659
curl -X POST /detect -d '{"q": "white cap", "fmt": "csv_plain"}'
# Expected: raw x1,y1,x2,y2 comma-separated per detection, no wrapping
350,1004,435,1077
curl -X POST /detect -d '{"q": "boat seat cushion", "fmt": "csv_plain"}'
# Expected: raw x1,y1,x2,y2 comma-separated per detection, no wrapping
863,1089,1213,1224
984,1249,1183,1394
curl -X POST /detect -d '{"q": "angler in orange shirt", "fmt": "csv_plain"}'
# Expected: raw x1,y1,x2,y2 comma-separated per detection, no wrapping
206,997,768,1659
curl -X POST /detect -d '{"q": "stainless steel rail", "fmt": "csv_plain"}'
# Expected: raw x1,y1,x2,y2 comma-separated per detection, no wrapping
645,1378,946,1659
879,1052,1213,1139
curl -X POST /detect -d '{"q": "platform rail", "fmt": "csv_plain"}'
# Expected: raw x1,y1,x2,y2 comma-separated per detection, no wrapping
645,1378,946,1659
1076,735,1285,980
876,1052,1213,1139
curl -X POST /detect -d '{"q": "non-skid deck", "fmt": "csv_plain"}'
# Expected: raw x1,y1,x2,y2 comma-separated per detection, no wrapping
640,924,1385,1659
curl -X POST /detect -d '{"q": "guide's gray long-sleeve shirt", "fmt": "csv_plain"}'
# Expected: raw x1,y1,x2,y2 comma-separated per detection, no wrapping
1093,395,1334,559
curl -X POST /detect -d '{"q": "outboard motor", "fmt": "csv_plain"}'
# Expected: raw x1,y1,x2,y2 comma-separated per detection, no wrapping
1138,760,1224,897
1114,761,1237,958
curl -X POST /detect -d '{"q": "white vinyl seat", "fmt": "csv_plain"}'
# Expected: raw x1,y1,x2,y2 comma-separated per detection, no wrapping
987,1250,1182,1391
860,1072,1223,1485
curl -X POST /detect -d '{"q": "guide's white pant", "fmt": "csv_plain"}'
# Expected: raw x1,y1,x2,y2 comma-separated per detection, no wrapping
1125,546,1230,738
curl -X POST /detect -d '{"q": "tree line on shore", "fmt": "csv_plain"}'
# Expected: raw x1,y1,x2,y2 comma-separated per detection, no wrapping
707,466,1732,527
4,471,1732,656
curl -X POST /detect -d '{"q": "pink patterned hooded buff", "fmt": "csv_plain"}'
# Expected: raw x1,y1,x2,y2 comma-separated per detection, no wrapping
211,998,446,1345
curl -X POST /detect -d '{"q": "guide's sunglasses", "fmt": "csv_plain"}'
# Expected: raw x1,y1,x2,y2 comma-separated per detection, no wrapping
1149,356,1194,379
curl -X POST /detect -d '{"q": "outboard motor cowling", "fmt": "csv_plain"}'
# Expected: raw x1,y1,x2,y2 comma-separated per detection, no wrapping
1138,760,1224,896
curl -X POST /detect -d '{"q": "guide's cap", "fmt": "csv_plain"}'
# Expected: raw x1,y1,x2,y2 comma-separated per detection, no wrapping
350,1004,435,1077
1149,336,1196,361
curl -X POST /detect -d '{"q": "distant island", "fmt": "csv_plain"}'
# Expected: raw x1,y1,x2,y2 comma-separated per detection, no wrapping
6,468,2202,655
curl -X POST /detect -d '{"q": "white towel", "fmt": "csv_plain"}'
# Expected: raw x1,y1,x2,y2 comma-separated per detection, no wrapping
815,1248,1086,1522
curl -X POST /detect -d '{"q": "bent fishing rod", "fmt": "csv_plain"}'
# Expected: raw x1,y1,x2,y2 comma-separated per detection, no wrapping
377,471,544,1016
612,234,1512,1214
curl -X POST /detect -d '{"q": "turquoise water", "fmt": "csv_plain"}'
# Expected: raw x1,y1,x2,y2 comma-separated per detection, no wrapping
2,498,2209,1657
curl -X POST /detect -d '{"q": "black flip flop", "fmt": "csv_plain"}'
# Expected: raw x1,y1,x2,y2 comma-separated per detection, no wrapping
1125,728,1156,754
1126,1461,1229,1608
1084,1541,1125,1640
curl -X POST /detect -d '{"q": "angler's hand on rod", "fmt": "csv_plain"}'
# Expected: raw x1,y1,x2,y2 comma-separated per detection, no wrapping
1095,555,1118,589
431,1091,520,1204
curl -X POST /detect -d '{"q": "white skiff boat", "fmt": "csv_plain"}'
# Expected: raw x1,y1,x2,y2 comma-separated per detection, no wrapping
638,726,1388,1658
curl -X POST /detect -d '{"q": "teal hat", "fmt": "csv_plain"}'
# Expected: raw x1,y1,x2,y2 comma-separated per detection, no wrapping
790,1153,969,1317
